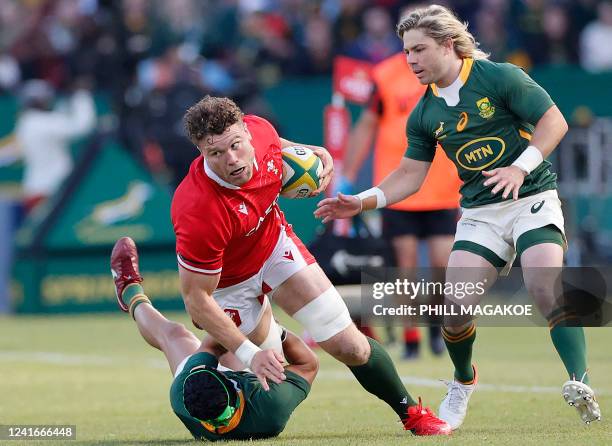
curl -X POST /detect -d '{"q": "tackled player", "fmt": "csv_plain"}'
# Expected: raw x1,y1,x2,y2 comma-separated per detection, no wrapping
111,237,316,441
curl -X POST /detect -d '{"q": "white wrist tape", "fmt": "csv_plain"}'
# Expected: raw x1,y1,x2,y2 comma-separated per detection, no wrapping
234,340,261,368
356,187,387,209
511,145,543,175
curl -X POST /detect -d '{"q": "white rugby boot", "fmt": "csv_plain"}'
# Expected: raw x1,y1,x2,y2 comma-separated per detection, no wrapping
562,375,601,424
438,365,477,430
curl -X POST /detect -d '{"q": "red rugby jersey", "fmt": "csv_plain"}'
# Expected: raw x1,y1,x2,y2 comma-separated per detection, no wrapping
171,115,287,288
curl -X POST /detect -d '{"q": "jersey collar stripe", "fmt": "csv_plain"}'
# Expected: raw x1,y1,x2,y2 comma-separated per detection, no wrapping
177,254,222,274
430,58,473,97
459,57,474,83
203,159,241,190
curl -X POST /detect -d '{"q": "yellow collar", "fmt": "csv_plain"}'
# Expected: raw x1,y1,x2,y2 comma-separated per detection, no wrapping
430,58,474,97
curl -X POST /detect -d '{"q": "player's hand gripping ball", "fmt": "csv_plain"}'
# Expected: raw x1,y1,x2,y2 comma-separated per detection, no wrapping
281,146,323,199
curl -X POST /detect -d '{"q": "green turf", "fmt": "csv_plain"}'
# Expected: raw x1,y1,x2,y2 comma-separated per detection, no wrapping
0,311,610,445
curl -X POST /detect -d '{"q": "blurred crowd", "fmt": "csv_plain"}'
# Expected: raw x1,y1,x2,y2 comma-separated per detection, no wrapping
2,0,612,93
1,0,612,185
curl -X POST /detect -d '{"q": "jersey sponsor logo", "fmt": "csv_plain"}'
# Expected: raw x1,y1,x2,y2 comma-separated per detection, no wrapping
531,200,545,214
456,137,506,171
476,97,495,119
457,112,469,132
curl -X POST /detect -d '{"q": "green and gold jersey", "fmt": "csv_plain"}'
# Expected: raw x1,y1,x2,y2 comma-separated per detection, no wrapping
405,58,557,208
170,352,310,441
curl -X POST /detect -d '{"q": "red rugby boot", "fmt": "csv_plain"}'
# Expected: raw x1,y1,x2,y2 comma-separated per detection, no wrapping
403,398,452,436
110,237,143,312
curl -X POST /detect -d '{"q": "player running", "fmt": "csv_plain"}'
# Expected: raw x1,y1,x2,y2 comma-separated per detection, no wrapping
315,4,601,430
135,95,450,435
111,236,316,441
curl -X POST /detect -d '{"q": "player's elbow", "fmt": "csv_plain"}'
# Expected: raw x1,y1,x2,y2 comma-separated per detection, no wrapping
305,350,320,379
559,114,569,137
296,352,319,385
552,107,569,137
544,106,569,138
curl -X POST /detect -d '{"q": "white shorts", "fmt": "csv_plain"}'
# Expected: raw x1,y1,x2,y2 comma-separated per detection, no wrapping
454,189,566,267
213,226,315,335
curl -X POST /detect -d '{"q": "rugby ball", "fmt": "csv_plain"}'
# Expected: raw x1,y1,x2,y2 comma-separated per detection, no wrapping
281,146,323,199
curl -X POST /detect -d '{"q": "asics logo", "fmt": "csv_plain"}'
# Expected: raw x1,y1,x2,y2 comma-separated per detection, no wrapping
531,200,545,214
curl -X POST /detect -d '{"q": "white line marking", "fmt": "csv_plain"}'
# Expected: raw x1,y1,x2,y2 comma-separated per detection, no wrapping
1,351,608,395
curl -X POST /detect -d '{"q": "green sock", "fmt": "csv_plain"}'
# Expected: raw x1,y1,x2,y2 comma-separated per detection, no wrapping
123,284,149,317
550,325,588,384
123,283,144,304
442,324,476,383
348,337,417,419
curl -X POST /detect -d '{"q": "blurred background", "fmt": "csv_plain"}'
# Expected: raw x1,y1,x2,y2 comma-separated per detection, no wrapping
0,0,611,320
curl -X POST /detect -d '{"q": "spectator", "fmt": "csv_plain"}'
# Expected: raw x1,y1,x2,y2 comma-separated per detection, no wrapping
570,0,599,34
14,79,95,212
332,0,366,54
512,0,547,66
580,0,612,72
540,3,579,65
343,6,403,63
293,14,334,75
473,5,509,62
0,52,20,92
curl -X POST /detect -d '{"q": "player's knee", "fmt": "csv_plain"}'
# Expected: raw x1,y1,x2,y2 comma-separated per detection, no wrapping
322,329,370,365
164,321,192,342
526,282,554,302
341,339,370,365
304,350,320,377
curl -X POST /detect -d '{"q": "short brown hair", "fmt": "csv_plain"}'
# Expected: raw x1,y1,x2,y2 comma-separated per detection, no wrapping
184,96,244,144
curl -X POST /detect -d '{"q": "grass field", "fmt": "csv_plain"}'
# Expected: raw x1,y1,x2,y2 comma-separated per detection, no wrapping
1,310,611,445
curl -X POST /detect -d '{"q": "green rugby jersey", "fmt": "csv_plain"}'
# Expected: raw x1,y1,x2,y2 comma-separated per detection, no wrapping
405,58,557,208
170,352,310,441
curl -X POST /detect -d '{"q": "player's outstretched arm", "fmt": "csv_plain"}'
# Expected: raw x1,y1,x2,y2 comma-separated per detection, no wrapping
483,105,568,200
314,157,430,223
280,137,333,196
179,267,286,391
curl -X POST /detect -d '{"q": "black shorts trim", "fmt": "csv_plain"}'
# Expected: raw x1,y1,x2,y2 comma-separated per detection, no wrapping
382,208,459,240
